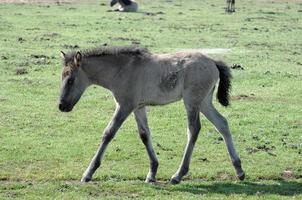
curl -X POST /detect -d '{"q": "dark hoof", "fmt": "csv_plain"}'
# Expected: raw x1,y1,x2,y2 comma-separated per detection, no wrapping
145,177,156,183
81,176,91,183
238,172,245,181
170,177,181,184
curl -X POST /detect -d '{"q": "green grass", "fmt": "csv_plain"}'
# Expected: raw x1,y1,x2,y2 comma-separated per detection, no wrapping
0,0,302,199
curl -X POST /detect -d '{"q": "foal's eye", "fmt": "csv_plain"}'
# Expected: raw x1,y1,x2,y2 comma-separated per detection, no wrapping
67,78,74,85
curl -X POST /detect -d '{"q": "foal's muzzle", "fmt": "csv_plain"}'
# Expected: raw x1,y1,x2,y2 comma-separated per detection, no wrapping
58,100,73,112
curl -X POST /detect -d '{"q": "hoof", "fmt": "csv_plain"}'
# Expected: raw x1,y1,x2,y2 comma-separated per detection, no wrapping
238,172,245,181
81,176,91,183
145,177,156,183
170,177,181,185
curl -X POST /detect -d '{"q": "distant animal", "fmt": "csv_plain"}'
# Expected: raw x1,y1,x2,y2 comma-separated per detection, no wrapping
110,0,138,12
226,0,235,12
58,46,245,184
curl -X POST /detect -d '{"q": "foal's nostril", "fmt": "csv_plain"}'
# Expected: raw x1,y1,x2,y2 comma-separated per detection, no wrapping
58,103,64,111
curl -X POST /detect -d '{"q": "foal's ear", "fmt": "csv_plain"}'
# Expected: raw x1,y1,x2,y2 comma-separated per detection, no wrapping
74,51,82,66
60,51,66,59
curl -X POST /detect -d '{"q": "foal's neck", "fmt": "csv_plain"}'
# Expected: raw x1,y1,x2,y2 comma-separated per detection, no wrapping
82,55,127,90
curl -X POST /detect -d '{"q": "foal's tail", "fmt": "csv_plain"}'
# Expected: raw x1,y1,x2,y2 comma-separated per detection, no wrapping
215,60,232,107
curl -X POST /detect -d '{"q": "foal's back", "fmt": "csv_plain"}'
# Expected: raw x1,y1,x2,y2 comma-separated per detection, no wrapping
134,51,220,106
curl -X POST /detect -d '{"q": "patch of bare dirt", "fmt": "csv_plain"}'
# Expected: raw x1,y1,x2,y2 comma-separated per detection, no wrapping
231,64,244,70
231,94,256,101
282,170,294,180
15,67,28,75
216,172,231,180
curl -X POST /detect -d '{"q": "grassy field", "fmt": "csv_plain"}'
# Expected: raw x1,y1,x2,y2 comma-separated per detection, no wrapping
0,0,302,199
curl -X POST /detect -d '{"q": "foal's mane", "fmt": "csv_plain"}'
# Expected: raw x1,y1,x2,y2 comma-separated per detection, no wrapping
63,46,150,64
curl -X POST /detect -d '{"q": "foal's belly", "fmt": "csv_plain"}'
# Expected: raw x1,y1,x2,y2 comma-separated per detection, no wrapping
141,94,182,107
147,90,182,106
139,77,183,106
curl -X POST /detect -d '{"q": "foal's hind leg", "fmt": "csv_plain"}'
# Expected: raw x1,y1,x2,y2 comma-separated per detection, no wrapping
170,104,201,184
200,94,245,180
226,0,231,12
134,107,159,183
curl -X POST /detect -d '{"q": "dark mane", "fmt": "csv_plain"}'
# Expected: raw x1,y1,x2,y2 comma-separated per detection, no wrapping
63,46,150,64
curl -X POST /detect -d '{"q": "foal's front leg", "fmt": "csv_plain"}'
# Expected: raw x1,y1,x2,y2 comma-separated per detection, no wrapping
81,104,133,182
134,107,159,183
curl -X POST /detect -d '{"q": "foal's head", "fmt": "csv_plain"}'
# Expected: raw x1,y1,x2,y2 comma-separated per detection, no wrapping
58,51,90,112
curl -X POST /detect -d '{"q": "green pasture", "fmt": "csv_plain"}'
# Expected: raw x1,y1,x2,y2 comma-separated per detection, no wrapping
0,0,301,199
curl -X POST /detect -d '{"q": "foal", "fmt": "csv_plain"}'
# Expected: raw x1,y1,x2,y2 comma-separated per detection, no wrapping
226,0,235,13
58,46,245,184
110,0,138,12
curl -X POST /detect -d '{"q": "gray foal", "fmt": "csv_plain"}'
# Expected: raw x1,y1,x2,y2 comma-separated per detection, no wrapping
58,46,245,184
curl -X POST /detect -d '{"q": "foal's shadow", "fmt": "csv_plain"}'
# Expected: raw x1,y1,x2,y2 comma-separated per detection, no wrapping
153,181,302,196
